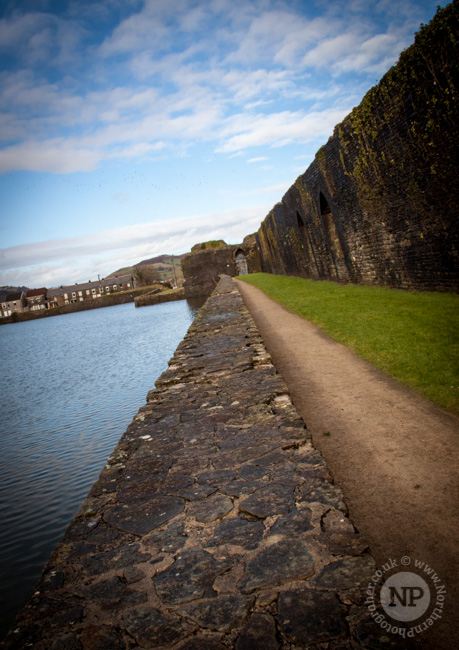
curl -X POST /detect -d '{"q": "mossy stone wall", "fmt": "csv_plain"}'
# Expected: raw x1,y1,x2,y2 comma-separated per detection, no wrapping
257,2,459,291
182,236,262,298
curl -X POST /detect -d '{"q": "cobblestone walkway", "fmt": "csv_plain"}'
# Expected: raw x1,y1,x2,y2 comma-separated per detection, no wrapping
2,277,409,650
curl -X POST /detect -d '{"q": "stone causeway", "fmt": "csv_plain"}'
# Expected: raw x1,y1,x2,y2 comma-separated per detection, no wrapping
2,276,411,649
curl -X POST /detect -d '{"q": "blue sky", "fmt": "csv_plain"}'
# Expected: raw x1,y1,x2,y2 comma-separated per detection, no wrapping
0,0,444,288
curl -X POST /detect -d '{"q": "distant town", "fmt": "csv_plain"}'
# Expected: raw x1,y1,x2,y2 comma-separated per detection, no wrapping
0,274,139,319
0,254,185,320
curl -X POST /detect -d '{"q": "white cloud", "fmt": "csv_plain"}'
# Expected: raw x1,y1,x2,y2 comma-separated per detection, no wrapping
230,181,291,197
302,28,402,75
0,0,435,174
223,9,333,68
0,140,101,173
218,108,349,153
99,0,181,56
0,10,85,68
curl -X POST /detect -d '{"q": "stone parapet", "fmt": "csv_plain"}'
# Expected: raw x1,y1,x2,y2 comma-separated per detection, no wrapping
2,276,409,649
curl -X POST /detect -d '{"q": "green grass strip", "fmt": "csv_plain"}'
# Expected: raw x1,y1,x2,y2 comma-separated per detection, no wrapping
240,273,459,415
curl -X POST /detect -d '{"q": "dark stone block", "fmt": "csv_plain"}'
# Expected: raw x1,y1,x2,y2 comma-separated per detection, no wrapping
239,464,270,481
82,543,150,575
278,588,346,645
145,520,187,553
128,451,174,475
207,517,264,550
178,484,218,501
239,539,314,593
49,631,83,650
236,612,279,650
269,464,304,485
123,606,189,648
79,625,127,650
189,493,234,523
197,469,236,485
217,433,256,451
250,449,293,468
83,576,126,607
104,496,184,534
321,531,369,556
123,566,145,583
154,472,195,495
239,484,294,519
221,479,260,497
177,640,226,650
268,507,313,536
153,549,232,604
86,523,125,544
313,555,376,590
212,444,275,469
178,594,252,632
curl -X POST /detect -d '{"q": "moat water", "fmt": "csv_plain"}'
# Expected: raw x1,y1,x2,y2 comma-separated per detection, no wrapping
0,298,204,639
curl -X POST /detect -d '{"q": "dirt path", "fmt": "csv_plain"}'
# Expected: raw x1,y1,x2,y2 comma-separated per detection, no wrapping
236,279,459,650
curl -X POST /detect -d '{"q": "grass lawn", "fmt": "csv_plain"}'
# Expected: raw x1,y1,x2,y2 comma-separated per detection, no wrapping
240,273,459,415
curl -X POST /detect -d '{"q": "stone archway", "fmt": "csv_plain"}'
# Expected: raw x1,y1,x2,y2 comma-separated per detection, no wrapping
235,249,248,275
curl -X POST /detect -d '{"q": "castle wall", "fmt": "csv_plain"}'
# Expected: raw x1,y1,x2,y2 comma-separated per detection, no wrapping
257,2,459,292
182,235,262,298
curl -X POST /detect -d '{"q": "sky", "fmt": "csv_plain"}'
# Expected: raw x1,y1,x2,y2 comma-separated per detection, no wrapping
0,0,445,289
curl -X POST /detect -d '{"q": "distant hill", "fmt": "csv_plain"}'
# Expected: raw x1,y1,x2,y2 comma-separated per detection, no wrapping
1,286,29,293
109,254,185,286
0,285,29,299
137,254,186,266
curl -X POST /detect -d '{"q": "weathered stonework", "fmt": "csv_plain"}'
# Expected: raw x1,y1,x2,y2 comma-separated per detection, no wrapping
2,277,412,649
257,3,459,292
182,236,261,298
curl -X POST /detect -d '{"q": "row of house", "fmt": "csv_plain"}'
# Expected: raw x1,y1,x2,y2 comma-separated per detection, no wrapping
0,274,136,318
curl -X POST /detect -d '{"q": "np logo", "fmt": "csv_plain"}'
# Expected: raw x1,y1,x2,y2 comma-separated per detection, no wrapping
365,557,446,639
380,572,430,621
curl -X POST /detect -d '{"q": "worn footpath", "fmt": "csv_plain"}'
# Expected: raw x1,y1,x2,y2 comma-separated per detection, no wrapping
2,277,411,650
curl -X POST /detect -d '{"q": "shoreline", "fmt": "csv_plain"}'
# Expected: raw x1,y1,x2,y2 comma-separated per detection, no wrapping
0,286,183,325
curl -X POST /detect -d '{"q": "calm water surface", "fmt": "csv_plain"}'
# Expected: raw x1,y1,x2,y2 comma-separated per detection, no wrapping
0,298,203,639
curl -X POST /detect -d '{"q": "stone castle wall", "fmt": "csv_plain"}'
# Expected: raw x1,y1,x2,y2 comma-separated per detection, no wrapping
257,2,459,292
182,235,261,298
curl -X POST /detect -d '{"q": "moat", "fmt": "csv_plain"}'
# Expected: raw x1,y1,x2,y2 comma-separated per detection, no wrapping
0,298,203,640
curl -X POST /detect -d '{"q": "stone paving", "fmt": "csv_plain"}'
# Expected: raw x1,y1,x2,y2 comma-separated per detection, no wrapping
2,277,411,650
